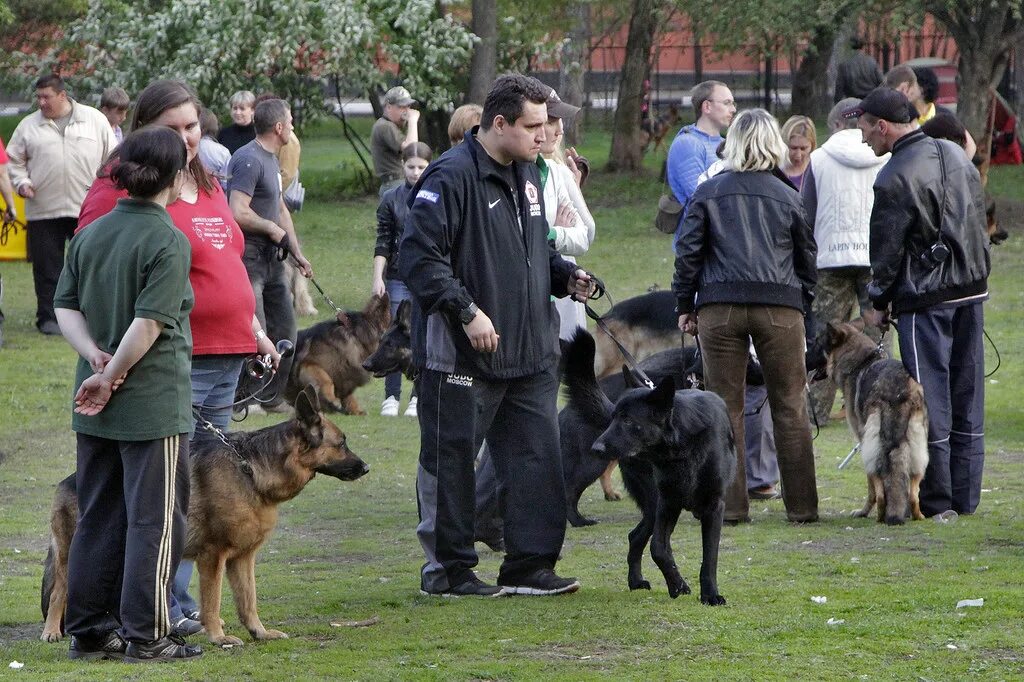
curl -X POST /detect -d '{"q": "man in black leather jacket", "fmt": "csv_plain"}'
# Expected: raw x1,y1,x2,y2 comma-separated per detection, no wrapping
846,87,991,517
834,37,883,102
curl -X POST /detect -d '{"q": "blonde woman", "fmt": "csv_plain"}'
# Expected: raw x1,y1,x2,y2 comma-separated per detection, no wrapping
539,87,595,340
673,108,818,524
780,115,817,190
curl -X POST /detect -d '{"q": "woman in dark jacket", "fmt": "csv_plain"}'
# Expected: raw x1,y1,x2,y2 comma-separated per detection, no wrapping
371,142,431,416
673,108,819,524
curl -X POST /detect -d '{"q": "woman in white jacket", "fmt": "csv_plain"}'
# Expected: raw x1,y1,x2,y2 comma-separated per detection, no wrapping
538,88,596,340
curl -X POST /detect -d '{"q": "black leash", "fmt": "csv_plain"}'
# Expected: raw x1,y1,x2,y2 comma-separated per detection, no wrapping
984,328,1001,378
275,235,346,317
0,214,25,247
581,274,655,389
231,339,295,421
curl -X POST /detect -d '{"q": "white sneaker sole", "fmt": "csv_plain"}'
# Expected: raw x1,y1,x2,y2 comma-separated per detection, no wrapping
418,589,504,598
498,580,580,596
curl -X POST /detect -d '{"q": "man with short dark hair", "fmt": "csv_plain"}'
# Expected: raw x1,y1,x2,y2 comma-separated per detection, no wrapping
666,80,736,254
834,36,883,101
371,86,420,194
228,99,312,411
6,74,115,335
399,73,593,597
847,87,991,518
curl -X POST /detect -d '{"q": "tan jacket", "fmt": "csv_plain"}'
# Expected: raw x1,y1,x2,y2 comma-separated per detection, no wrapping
6,101,115,221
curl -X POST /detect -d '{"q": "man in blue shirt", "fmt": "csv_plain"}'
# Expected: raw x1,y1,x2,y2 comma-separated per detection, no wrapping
667,80,736,254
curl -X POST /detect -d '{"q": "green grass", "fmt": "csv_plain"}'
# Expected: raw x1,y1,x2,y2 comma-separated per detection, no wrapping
1,124,1023,680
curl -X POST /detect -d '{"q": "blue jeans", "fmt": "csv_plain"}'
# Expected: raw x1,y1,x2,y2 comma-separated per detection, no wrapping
384,279,412,400
172,354,244,620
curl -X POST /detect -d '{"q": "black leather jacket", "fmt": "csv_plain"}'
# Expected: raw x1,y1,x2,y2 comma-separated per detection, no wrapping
374,181,412,281
868,130,990,314
673,169,817,315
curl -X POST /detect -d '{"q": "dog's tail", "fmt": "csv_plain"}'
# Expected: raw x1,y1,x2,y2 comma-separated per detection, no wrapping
563,329,614,429
41,540,55,619
878,394,920,525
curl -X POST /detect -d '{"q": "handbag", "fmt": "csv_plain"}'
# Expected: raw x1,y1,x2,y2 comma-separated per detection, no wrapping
655,192,683,234
283,174,305,212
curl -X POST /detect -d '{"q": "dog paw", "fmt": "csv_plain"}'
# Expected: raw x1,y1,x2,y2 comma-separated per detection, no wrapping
604,490,623,501
576,517,599,527
851,509,869,518
701,593,727,606
668,581,691,599
210,634,245,647
628,579,651,591
40,630,63,642
255,629,289,641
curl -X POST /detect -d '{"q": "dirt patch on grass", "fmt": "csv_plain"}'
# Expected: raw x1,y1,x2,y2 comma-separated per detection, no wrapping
519,641,627,663
0,622,44,643
994,196,1024,240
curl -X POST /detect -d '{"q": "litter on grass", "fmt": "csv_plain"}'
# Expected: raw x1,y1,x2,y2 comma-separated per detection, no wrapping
9,661,24,669
956,598,984,609
811,596,827,604
827,618,845,626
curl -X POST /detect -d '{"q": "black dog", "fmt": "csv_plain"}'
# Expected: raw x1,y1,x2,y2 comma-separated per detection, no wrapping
564,330,736,604
362,299,415,380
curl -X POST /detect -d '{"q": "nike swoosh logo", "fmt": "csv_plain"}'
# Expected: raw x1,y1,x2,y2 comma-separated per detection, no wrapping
488,198,501,209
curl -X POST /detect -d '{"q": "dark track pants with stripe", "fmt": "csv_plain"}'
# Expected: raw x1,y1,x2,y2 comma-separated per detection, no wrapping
415,366,566,592
65,433,189,643
897,301,985,516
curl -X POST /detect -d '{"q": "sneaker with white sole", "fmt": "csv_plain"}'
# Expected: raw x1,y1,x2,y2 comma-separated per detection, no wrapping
381,396,399,417
498,568,580,596
420,575,503,597
404,396,418,417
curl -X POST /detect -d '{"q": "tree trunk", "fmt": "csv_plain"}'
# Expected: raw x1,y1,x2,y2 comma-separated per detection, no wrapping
763,54,773,110
928,0,1024,180
607,0,659,172
791,25,838,119
468,0,497,105
562,2,591,146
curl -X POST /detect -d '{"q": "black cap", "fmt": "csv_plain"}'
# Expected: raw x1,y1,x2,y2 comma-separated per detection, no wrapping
842,87,915,124
541,85,581,120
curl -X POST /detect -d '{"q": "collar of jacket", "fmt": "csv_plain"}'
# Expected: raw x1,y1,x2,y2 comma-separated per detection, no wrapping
33,99,86,127
891,128,928,155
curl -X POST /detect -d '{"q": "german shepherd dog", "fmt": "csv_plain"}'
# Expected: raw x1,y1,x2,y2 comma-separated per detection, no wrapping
361,299,415,381
641,104,681,153
41,386,369,645
822,321,929,525
285,292,391,415
564,330,736,604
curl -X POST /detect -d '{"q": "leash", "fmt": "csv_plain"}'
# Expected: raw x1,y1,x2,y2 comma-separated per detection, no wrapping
581,274,655,389
275,236,347,317
192,408,253,476
838,442,860,470
984,328,1001,377
231,339,295,421
0,214,25,247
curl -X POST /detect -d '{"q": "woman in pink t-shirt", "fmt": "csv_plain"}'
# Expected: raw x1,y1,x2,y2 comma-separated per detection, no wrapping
78,80,277,634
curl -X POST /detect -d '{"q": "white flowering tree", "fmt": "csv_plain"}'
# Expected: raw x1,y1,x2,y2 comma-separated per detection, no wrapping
38,0,475,121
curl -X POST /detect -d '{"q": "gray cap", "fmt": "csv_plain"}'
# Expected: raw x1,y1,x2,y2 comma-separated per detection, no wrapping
383,86,416,107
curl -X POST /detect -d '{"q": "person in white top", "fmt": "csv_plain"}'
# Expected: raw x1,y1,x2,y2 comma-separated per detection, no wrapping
6,74,116,334
802,97,890,421
538,86,596,340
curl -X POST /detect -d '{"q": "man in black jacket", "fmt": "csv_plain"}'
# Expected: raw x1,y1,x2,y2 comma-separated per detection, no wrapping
847,88,991,517
399,74,593,597
834,37,883,102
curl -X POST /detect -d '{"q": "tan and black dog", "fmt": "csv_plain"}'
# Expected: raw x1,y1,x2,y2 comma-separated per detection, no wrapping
824,321,929,525
285,292,391,415
41,386,369,646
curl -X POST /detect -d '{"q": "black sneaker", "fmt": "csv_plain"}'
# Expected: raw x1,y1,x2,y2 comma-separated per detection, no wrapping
171,616,204,637
68,630,128,661
498,568,580,596
420,575,503,597
125,634,202,663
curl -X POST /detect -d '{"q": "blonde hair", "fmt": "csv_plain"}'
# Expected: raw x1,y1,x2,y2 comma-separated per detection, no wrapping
448,103,483,146
781,115,817,150
722,109,787,172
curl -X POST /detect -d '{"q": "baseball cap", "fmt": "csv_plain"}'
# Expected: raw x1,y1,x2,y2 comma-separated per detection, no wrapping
842,87,915,123
383,86,416,107
542,86,581,120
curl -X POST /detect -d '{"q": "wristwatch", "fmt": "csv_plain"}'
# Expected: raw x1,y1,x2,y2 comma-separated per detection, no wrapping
458,303,479,325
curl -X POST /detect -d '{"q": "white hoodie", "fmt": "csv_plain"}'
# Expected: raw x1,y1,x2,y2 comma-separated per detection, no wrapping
803,128,889,269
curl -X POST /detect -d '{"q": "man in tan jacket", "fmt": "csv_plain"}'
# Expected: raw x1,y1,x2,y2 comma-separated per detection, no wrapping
6,74,115,334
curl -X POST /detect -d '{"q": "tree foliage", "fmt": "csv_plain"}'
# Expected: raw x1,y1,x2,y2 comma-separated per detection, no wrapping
11,0,475,120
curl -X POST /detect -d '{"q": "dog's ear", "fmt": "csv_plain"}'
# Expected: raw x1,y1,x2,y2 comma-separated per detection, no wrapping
335,310,351,328
396,299,412,329
367,291,391,321
649,375,676,409
621,365,645,389
295,385,324,447
825,321,846,350
849,317,865,332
